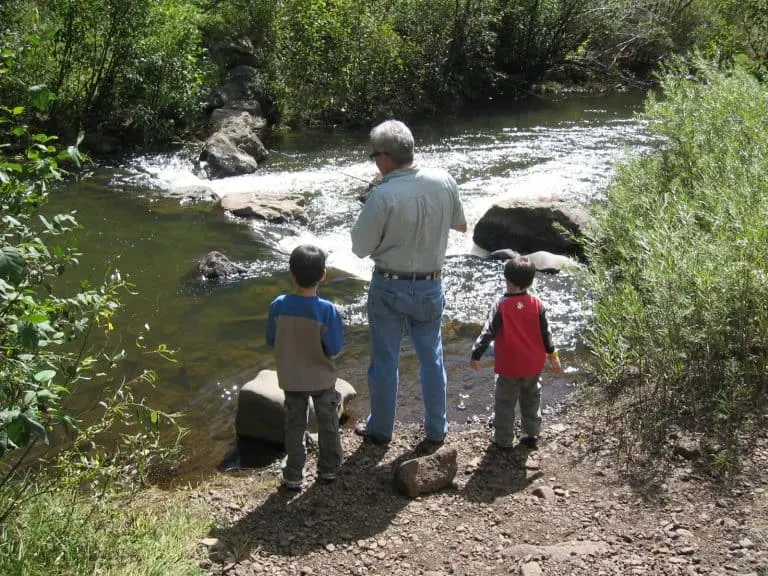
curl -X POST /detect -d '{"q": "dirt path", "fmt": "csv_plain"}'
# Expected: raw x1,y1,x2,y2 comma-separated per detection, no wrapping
191,395,768,576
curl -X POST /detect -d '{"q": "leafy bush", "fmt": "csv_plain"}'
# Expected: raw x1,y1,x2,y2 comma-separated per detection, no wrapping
581,57,768,470
1,36,183,525
0,0,206,144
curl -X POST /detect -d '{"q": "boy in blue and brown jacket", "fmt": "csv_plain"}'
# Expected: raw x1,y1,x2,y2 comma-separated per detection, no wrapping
470,255,562,450
266,244,344,490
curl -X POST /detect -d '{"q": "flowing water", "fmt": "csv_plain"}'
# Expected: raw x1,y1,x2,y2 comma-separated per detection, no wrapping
48,92,655,477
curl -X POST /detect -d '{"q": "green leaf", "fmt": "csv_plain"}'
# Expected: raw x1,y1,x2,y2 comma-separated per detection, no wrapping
21,414,48,444
0,246,25,285
150,410,159,424
17,322,39,349
39,214,55,232
34,369,56,383
21,312,49,323
30,85,55,111
0,162,22,173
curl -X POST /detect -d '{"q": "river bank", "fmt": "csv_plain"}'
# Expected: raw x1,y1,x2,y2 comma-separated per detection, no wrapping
181,390,768,576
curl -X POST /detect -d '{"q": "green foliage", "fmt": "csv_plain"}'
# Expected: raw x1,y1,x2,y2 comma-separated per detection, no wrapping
269,0,500,125
694,0,768,78
199,0,276,56
494,0,590,84
269,0,405,125
580,56,768,467
1,0,207,143
1,37,185,527
0,487,209,576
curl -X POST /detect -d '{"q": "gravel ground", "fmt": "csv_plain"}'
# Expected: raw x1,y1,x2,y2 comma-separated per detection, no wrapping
189,393,768,576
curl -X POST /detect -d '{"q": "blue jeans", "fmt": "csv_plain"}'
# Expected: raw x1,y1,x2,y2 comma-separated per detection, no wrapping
365,273,447,442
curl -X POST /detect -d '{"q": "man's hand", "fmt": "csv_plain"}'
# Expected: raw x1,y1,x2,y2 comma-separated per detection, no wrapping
470,359,481,371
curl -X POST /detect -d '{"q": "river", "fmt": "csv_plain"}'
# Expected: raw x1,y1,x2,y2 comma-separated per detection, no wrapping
48,92,654,478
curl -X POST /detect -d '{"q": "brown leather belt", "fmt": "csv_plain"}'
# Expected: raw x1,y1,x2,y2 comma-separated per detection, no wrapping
374,268,442,281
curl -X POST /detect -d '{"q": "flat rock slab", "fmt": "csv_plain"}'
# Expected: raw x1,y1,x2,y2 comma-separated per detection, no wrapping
503,540,610,562
220,190,307,223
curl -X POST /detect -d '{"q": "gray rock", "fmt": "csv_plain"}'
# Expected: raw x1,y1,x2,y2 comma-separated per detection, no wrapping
200,133,259,178
195,251,247,280
235,369,357,445
520,562,543,576
473,195,591,258
220,190,307,223
394,446,458,498
524,250,580,273
217,111,268,161
167,185,218,203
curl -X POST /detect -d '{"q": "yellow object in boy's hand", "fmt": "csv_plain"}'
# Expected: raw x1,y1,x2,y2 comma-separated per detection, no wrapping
548,351,562,373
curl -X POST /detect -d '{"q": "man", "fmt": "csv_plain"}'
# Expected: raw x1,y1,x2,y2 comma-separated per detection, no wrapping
351,119,467,445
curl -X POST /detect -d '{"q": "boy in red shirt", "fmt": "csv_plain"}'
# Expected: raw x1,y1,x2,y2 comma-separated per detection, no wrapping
470,255,562,449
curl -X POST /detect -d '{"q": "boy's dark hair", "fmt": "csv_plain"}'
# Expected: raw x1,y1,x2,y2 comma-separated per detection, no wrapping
504,256,536,289
289,244,327,288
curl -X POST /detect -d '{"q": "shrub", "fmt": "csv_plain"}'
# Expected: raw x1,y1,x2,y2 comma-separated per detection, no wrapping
1,35,183,526
581,57,768,470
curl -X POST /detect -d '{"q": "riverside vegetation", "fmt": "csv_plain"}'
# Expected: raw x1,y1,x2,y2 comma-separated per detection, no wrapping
1,3,768,574
0,0,767,144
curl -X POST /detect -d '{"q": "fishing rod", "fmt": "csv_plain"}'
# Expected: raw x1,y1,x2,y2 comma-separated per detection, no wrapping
267,148,371,184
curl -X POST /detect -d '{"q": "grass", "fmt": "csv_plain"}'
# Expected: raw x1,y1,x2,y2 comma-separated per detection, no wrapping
0,484,212,576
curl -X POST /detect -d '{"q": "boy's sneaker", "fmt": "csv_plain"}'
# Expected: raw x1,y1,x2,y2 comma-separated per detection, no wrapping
281,477,302,491
318,472,337,483
520,436,539,450
490,441,516,452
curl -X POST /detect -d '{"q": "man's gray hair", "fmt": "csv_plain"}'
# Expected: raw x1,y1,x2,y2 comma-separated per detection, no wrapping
369,120,414,166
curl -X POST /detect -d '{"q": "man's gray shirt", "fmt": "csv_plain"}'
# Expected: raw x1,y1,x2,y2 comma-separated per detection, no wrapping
351,166,466,272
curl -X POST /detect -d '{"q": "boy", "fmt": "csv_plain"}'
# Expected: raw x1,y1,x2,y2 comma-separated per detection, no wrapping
266,244,344,490
470,255,562,450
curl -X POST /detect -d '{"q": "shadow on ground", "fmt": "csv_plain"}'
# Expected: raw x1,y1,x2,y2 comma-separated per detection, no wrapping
209,440,425,557
460,443,543,503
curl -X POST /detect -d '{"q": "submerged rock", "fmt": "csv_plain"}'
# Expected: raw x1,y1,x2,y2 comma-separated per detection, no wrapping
195,251,247,281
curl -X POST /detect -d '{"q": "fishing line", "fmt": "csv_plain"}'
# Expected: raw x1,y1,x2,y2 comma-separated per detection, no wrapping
267,148,370,184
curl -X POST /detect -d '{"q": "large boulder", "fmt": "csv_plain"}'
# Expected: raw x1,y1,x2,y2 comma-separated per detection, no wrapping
220,190,307,223
200,133,259,178
235,369,357,445
217,111,268,161
473,195,591,259
210,37,260,69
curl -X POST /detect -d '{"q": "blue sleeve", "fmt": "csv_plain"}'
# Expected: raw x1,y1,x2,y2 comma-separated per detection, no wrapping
266,299,278,348
321,304,344,358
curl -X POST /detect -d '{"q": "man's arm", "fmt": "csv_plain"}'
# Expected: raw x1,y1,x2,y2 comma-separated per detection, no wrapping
351,194,386,258
449,178,467,233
